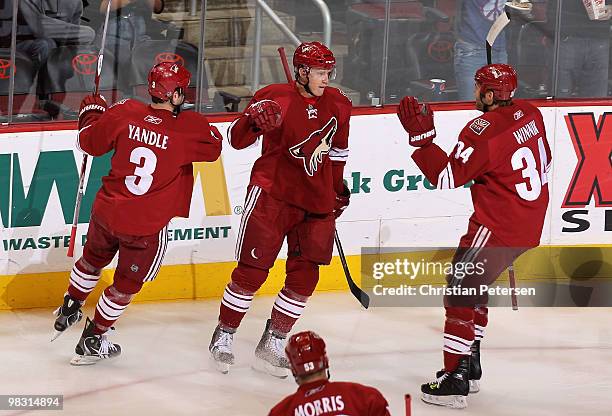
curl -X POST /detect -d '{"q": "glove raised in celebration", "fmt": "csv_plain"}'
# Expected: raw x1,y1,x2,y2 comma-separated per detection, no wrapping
334,184,351,219
397,96,436,147
245,99,282,133
78,94,107,130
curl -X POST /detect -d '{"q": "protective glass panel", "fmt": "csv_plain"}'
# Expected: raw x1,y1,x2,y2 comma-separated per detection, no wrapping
198,0,383,112
551,0,611,98
382,0,563,104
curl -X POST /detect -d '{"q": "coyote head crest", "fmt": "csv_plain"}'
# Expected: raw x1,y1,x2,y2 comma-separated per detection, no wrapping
289,117,338,176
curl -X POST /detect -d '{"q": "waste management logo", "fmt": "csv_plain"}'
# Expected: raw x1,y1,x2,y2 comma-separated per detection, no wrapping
0,148,232,251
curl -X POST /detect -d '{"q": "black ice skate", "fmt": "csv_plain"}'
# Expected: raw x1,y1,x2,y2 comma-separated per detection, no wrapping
70,317,121,366
253,319,290,379
422,357,469,409
435,341,482,394
51,293,83,341
209,325,235,374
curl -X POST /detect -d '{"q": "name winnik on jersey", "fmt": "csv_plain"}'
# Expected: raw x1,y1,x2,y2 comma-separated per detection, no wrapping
128,124,169,150
512,120,540,144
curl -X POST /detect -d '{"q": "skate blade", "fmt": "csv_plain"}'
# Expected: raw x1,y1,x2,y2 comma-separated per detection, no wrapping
209,356,231,374
50,307,63,342
70,354,101,366
252,357,289,379
70,351,120,366
421,393,467,409
469,380,480,394
50,330,64,342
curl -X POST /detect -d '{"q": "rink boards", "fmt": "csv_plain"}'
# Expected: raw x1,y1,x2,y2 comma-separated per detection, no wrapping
0,102,610,309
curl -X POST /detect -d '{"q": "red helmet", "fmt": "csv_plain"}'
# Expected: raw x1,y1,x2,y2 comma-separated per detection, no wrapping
285,331,329,378
474,63,518,101
148,61,191,100
293,42,336,70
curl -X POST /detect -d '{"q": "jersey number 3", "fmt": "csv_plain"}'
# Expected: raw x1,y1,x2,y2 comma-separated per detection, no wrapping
125,147,157,195
511,137,548,201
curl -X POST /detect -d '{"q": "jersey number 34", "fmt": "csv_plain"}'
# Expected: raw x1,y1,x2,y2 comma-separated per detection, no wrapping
511,137,549,201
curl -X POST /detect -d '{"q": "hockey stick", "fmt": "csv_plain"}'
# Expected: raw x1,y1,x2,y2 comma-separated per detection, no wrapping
486,5,523,311
486,2,534,64
508,264,519,310
277,47,369,309
278,47,292,82
485,9,511,65
335,230,370,309
67,0,113,257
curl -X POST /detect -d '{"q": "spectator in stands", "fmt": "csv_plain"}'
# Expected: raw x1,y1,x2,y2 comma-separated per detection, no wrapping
95,1,164,65
81,0,164,91
15,0,95,72
548,1,611,98
453,0,509,101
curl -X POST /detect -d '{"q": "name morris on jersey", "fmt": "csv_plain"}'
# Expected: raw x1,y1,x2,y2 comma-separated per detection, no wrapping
289,117,338,176
294,395,345,416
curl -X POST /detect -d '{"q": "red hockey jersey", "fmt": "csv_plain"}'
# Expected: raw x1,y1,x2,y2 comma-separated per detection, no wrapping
412,100,551,247
77,99,222,236
228,82,352,214
269,379,391,416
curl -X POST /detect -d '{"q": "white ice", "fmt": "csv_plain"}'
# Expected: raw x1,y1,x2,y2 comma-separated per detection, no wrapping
1,292,611,415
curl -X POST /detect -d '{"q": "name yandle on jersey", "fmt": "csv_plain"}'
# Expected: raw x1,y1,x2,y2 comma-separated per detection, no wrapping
128,123,169,150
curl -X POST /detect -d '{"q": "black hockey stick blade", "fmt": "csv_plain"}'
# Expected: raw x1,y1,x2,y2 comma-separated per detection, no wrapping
334,230,370,309
486,10,511,65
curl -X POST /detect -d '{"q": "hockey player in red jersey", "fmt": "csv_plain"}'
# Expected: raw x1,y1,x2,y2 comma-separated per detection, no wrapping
209,42,352,377
52,62,222,365
397,64,551,408
269,331,391,416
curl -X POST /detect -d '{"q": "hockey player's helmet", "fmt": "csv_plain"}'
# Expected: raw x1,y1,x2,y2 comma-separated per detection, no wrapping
286,331,329,378
475,63,518,101
148,61,191,100
293,41,336,70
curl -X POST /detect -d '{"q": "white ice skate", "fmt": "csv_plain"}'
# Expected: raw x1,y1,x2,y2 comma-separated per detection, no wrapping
253,319,290,379
209,325,235,374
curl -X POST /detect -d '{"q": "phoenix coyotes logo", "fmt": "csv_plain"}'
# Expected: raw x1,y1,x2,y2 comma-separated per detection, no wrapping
289,117,338,176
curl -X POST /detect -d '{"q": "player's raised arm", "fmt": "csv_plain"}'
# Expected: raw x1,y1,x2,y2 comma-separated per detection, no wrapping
413,128,489,190
397,96,488,189
76,95,114,157
227,98,282,150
